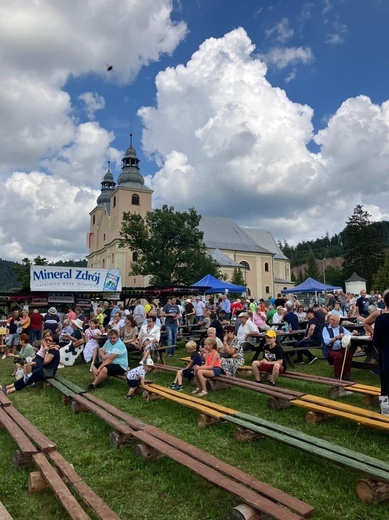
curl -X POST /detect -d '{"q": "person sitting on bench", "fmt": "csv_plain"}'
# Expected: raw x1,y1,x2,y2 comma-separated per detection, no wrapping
86,329,127,392
251,329,286,386
2,331,60,395
137,315,161,364
192,338,221,397
322,313,357,380
294,308,321,364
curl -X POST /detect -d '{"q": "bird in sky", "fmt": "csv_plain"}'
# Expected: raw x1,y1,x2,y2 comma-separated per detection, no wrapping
106,64,113,71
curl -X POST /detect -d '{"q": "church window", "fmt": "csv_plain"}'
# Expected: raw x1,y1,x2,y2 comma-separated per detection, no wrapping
132,252,138,262
132,194,140,205
264,262,269,272
265,285,270,294
113,196,116,208
239,260,250,270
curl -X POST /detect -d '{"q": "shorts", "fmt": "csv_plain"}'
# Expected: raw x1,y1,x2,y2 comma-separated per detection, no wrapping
182,368,194,379
127,379,141,388
93,362,125,377
259,363,285,374
6,333,19,346
212,367,222,376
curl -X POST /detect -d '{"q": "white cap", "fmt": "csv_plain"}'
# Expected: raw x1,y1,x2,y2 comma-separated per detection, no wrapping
144,358,154,366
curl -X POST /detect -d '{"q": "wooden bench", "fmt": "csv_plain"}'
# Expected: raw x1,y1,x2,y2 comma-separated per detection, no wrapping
143,384,389,503
50,377,313,519
127,343,170,365
0,402,120,519
0,501,13,520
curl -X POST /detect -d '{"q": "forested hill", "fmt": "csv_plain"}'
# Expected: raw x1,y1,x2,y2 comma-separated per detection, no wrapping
279,220,389,267
0,258,87,291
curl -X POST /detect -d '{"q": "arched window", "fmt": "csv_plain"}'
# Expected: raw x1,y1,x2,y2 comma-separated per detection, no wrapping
246,287,252,296
111,253,114,264
265,285,270,294
132,252,138,262
264,262,269,272
92,215,95,225
113,196,116,208
102,259,105,268
239,260,250,271
132,194,140,205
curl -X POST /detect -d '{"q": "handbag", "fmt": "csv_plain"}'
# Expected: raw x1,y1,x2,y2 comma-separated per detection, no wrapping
42,368,55,379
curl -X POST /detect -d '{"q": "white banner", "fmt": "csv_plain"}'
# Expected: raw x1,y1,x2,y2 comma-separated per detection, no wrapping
30,266,122,292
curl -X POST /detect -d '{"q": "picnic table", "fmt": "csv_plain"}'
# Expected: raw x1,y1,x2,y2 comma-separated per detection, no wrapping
350,336,379,371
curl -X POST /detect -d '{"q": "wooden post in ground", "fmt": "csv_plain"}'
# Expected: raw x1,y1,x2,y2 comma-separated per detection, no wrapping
230,504,269,519
134,443,162,462
355,479,389,504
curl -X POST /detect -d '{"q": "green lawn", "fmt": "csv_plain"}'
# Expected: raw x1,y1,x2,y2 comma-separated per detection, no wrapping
0,346,388,520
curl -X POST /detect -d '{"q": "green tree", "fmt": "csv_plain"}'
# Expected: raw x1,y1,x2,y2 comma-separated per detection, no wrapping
342,204,386,289
372,252,389,291
231,267,246,287
304,250,320,280
13,256,49,290
324,265,344,288
119,205,222,285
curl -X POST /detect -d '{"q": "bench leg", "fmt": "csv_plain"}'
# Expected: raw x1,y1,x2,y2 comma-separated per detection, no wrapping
361,395,379,407
134,443,162,462
198,413,220,428
109,431,134,449
355,478,389,504
305,411,332,424
267,397,291,411
328,386,353,399
233,427,265,442
13,450,34,468
230,503,268,519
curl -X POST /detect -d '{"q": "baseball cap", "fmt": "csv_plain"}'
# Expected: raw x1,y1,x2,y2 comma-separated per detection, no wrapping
265,329,277,338
144,359,154,366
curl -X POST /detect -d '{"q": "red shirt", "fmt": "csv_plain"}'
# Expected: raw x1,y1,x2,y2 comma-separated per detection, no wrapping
30,312,44,330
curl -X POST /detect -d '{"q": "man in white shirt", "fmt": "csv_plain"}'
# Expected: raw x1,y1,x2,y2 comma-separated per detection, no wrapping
236,312,259,351
133,300,146,328
193,296,205,323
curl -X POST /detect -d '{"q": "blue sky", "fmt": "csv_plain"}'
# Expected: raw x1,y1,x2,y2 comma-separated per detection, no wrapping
1,0,389,262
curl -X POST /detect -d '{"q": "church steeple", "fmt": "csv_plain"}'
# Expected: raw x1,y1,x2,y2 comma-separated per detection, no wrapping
97,161,116,205
117,134,146,188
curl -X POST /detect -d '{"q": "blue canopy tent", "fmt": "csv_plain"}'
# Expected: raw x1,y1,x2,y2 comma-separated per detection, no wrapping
192,274,246,294
281,277,342,294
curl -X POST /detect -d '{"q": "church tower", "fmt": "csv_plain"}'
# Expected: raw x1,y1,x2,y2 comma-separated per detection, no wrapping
87,136,153,288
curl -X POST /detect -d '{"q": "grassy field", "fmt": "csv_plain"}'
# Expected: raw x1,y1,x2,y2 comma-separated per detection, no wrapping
0,344,388,520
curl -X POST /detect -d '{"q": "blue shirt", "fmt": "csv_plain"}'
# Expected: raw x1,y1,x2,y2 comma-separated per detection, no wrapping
103,338,128,370
221,298,231,313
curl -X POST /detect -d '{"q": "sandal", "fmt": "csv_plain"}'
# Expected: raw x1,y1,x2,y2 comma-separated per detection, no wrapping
124,394,132,400
197,390,208,397
191,388,201,394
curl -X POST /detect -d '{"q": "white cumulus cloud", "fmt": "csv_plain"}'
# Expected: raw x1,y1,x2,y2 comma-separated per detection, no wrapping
79,92,105,119
139,28,389,245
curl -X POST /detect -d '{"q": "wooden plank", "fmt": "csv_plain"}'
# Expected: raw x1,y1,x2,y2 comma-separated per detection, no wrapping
71,395,134,436
81,394,145,431
299,395,389,424
0,391,11,407
4,407,56,452
0,501,13,520
48,451,120,520
235,412,389,475
54,375,85,394
48,379,75,397
132,430,304,520
145,385,226,418
0,408,37,455
215,376,304,399
32,453,91,520
141,423,313,518
292,400,389,432
227,415,389,484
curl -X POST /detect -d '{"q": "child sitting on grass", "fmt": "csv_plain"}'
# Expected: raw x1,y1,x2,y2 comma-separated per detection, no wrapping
192,337,221,397
170,340,202,391
125,358,154,400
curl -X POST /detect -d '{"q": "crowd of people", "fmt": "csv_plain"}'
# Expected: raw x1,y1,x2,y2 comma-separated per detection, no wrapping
1,289,388,415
